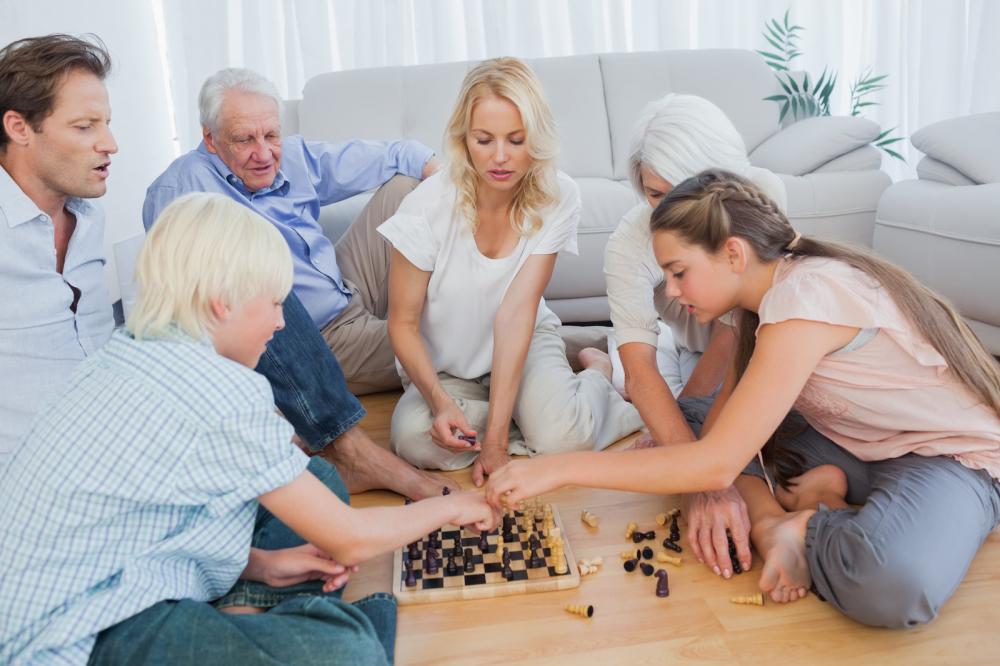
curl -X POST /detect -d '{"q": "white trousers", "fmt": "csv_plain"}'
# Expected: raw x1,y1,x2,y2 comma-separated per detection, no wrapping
608,321,701,398
390,322,643,470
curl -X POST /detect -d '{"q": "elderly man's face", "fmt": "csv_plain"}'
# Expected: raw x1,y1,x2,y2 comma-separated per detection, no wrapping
204,89,282,193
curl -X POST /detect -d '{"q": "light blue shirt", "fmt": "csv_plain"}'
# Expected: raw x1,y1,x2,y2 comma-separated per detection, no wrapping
0,166,114,468
142,136,433,328
0,329,309,664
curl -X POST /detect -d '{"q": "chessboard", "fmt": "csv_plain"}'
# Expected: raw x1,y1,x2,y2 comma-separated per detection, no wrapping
392,501,580,604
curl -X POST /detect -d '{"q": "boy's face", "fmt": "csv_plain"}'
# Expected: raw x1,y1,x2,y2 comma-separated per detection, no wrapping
211,294,285,368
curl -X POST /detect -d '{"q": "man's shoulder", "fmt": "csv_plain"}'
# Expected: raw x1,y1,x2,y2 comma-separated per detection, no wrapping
146,147,219,193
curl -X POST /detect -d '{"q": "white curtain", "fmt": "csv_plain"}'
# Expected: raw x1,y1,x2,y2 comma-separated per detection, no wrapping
2,0,997,298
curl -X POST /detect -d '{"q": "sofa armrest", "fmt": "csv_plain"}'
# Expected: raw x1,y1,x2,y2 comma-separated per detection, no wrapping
911,112,1000,184
749,116,881,176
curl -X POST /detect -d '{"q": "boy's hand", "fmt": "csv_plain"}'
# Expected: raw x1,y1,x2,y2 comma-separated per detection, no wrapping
450,490,501,532
252,544,357,593
484,458,561,509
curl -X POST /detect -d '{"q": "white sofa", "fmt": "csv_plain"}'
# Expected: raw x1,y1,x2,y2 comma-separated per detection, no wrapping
283,49,891,323
874,112,1000,354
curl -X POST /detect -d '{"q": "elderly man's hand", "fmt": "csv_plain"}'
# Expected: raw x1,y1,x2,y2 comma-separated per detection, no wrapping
421,155,442,179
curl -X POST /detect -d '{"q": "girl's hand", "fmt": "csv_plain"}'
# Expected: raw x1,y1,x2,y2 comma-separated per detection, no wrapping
255,544,356,593
449,491,501,532
430,402,480,453
484,457,563,509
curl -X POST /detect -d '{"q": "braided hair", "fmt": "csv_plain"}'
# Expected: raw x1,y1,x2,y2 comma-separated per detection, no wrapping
650,169,1000,487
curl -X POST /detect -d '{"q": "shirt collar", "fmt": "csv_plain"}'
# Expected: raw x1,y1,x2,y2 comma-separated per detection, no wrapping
0,163,97,228
197,141,290,197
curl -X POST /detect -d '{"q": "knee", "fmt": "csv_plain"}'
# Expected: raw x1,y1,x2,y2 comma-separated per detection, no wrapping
816,526,939,628
306,457,350,504
678,395,713,437
379,174,420,206
389,406,473,471
519,413,593,455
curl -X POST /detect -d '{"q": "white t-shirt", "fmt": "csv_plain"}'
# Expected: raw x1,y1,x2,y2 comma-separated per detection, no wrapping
378,170,581,380
604,166,787,352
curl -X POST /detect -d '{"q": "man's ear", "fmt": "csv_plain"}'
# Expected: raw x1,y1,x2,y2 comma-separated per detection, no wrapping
209,297,230,321
203,125,218,154
723,236,750,274
2,110,32,148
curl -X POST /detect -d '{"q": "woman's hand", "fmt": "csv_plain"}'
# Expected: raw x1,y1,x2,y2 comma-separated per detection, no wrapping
248,544,356,593
429,401,480,453
484,457,564,509
683,487,752,578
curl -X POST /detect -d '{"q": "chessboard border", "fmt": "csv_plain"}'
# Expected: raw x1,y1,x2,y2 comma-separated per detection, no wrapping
391,501,582,605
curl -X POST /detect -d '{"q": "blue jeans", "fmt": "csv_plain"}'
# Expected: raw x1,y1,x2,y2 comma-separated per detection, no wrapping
88,458,398,665
255,291,366,452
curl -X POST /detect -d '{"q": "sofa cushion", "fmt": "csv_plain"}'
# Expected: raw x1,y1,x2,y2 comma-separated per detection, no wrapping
916,156,978,187
911,112,1000,184
749,116,881,176
601,49,781,182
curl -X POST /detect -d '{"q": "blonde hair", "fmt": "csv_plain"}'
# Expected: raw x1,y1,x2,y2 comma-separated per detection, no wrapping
444,57,559,235
628,94,750,196
127,193,293,340
650,169,1000,484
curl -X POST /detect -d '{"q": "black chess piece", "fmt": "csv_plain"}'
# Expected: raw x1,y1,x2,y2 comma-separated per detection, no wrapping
452,537,463,558
502,561,514,580
502,547,511,566
463,548,475,573
425,551,439,575
656,571,670,597
528,533,541,551
407,541,420,560
446,554,458,576
478,531,490,553
427,530,441,550
404,559,417,588
528,547,544,568
442,486,451,495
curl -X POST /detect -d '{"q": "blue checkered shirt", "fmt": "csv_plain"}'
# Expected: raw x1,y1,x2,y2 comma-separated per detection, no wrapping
0,329,309,664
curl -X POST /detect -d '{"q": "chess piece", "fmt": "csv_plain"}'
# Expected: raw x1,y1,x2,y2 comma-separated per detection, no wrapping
425,550,439,575
463,547,475,573
404,560,417,588
662,538,682,553
631,531,646,544
642,546,654,560
446,554,458,576
623,558,638,572
564,604,594,618
656,552,682,567
731,592,765,606
639,562,655,576
643,530,656,541
655,512,668,526
624,521,638,540
581,510,599,528
442,486,451,495
478,530,490,553
528,547,544,568
620,550,634,560
502,547,511,566
427,530,441,550
407,542,420,560
502,561,514,580
655,571,670,597
452,537,462,558
529,533,541,551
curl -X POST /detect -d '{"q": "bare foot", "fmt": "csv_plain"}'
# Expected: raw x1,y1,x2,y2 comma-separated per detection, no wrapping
627,431,659,450
775,464,848,512
578,347,613,382
322,426,459,499
753,509,814,604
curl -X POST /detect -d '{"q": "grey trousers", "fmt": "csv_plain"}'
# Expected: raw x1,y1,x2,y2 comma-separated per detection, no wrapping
391,322,643,470
679,396,1000,628
322,175,420,396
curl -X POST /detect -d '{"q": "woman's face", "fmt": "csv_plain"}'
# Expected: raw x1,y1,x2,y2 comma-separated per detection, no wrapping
640,165,672,209
652,230,740,324
466,94,532,196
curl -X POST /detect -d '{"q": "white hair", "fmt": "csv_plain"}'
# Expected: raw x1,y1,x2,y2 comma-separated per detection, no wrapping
198,67,282,134
127,193,293,341
628,93,751,196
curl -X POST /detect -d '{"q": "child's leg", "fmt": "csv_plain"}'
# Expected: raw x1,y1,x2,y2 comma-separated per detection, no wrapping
512,322,642,454
389,376,489,470
807,454,1000,627
89,593,395,666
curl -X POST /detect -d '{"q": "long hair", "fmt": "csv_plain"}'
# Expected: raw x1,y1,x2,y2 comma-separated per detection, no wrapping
443,57,559,235
650,169,1000,485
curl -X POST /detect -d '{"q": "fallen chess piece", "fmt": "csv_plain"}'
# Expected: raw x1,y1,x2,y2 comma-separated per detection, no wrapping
564,603,594,618
656,551,682,567
730,592,765,606
580,510,599,528
624,521,638,540
577,556,603,576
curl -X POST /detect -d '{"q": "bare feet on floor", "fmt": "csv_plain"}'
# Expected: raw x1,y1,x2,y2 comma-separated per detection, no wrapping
753,509,815,604
321,426,459,499
775,464,849,512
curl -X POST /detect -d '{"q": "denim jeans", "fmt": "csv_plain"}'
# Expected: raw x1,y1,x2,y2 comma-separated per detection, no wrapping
88,458,398,665
255,290,366,452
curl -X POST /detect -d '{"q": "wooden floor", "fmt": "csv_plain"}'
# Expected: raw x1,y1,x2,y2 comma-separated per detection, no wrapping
343,392,1000,665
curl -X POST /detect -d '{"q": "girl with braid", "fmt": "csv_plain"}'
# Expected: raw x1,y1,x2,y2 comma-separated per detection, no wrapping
486,169,1000,628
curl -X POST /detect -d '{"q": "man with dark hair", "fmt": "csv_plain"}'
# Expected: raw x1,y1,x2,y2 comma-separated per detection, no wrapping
0,34,117,465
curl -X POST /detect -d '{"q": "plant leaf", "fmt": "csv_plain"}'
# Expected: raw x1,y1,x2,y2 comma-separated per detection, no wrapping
771,19,786,36
766,23,785,44
803,72,811,92
784,9,791,30
763,94,788,102
756,49,785,61
882,147,906,162
787,75,800,93
777,76,793,94
763,33,784,51
779,100,790,123
791,95,800,119
877,137,905,146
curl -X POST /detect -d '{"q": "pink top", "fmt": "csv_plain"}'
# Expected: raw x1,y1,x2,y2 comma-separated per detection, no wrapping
757,256,1000,480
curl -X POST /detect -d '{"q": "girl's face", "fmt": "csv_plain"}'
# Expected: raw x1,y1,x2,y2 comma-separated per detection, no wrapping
640,165,672,209
652,230,742,324
211,294,286,368
466,94,532,196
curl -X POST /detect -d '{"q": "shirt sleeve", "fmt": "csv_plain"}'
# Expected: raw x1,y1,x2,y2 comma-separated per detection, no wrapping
304,138,434,205
604,205,663,348
142,185,179,232
531,174,581,256
174,406,309,516
377,176,440,271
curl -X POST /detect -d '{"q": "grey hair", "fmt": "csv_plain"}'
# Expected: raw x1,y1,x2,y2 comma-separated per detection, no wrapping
628,93,751,196
198,67,282,134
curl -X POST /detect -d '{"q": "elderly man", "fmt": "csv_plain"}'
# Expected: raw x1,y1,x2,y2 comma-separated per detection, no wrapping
0,34,117,467
143,68,453,499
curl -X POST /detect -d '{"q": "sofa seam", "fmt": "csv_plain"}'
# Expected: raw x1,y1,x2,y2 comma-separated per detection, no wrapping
874,219,1000,247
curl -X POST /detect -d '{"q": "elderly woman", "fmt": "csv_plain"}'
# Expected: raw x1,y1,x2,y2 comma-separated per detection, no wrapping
380,58,641,485
597,94,787,578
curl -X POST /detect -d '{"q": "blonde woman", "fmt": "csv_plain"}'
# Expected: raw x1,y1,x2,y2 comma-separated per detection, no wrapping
380,58,641,484
488,170,1000,627
601,94,789,580
0,193,496,665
